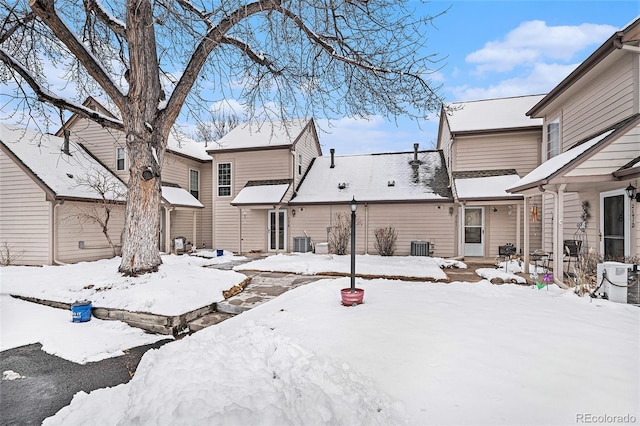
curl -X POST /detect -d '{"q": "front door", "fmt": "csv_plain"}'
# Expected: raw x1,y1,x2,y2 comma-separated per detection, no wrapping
268,209,287,251
464,207,484,257
600,190,629,260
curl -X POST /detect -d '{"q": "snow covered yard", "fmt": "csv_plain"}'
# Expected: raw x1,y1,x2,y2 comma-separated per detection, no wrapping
234,252,466,280
2,253,637,425
0,253,248,316
43,276,639,425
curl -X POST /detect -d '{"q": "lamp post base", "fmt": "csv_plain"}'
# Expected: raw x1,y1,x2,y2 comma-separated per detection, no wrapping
340,288,364,306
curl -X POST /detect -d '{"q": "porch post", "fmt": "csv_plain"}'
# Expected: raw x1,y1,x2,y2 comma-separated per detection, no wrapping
164,207,171,253
459,203,465,258
192,211,197,250
516,202,521,255
275,205,280,253
554,185,566,285
523,197,530,274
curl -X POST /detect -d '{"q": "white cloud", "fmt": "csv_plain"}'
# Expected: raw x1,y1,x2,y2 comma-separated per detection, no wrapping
466,20,616,74
451,62,579,101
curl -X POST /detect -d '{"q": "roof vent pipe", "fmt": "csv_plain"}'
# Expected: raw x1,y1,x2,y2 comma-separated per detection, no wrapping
330,148,335,168
63,129,71,155
413,143,419,161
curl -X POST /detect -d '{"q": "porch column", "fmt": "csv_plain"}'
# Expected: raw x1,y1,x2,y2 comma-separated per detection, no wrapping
164,207,171,253
459,204,465,257
523,197,529,274
553,185,566,285
192,211,197,250
275,205,280,253
516,202,521,254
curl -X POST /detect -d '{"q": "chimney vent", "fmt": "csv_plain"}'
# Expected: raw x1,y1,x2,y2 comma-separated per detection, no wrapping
330,148,335,168
413,143,419,161
62,129,71,155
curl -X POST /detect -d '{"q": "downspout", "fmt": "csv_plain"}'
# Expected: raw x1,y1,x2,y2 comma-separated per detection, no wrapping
52,200,66,265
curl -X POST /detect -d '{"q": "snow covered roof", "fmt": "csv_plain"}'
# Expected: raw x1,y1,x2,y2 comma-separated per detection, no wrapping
231,181,291,206
208,119,311,152
453,170,522,200
507,130,614,193
1,123,127,202
291,151,451,204
446,95,545,133
161,186,203,208
167,131,211,161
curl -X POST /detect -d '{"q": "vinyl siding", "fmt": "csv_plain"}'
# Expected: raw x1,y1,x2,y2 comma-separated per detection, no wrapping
56,201,125,263
0,150,51,265
212,149,292,252
289,202,457,257
439,120,453,175
566,124,640,177
66,117,129,182
292,126,322,188
560,54,636,148
452,131,541,175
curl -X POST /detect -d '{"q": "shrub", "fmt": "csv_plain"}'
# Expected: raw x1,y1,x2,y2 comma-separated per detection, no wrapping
0,242,24,266
328,212,351,255
374,226,397,256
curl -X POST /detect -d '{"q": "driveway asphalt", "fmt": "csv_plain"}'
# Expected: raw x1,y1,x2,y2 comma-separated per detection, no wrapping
0,340,171,425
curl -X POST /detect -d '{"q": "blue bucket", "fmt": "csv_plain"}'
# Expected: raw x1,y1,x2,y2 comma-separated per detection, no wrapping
216,249,224,257
71,301,92,323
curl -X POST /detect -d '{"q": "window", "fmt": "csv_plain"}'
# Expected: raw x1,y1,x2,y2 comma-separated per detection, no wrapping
546,118,560,159
217,162,231,197
298,153,303,175
189,169,199,199
116,147,125,171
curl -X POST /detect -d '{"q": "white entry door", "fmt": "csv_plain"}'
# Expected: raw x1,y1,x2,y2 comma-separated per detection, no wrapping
464,207,484,257
268,209,287,251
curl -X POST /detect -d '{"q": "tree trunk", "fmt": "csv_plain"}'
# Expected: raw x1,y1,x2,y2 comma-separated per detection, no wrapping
118,0,164,276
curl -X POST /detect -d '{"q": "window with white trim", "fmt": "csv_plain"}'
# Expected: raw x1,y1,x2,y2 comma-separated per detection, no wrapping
546,118,560,159
217,162,231,197
116,147,125,171
189,169,200,199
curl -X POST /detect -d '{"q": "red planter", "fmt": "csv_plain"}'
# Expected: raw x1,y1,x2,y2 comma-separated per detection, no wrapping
340,288,364,306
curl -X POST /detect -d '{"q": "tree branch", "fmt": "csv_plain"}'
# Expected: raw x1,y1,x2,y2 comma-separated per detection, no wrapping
82,0,126,38
0,47,124,131
221,36,282,75
0,6,36,44
28,0,126,111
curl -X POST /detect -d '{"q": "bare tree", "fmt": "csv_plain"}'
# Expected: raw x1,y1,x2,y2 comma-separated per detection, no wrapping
68,169,127,258
195,109,241,146
1,0,446,275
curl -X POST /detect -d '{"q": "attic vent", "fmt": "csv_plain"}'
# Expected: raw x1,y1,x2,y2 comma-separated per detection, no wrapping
387,180,395,187
338,182,346,190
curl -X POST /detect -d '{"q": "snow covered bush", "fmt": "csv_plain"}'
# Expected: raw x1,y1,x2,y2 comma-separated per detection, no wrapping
374,226,397,256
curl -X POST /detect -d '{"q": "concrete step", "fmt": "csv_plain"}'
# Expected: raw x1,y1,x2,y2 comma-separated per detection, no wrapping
188,311,235,332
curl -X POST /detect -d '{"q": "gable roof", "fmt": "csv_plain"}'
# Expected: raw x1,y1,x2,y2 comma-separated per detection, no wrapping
527,16,640,118
445,95,545,135
1,123,127,202
207,119,313,153
290,150,451,204
507,114,640,193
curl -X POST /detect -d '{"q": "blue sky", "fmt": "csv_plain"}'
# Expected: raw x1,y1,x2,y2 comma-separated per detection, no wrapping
316,1,638,155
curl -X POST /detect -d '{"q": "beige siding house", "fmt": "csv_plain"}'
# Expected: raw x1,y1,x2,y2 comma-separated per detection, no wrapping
437,95,545,259
60,98,211,253
508,16,640,285
0,124,127,265
289,145,455,257
207,119,322,253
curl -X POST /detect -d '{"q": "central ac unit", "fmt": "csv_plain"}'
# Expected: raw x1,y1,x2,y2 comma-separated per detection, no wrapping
293,236,312,253
411,241,430,256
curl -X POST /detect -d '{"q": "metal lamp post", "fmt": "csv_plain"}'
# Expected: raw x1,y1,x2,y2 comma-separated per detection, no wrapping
350,196,357,292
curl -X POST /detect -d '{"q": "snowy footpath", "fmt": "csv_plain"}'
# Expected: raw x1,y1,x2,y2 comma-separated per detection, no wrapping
2,253,638,425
